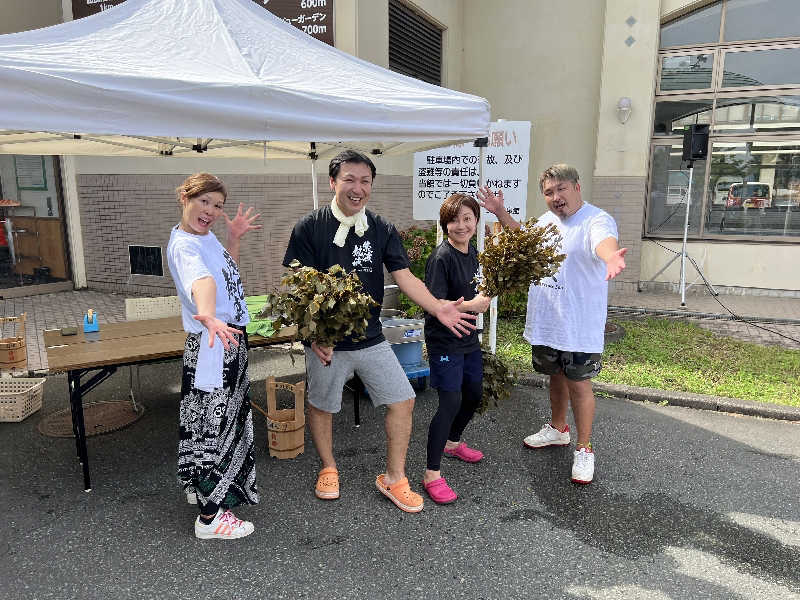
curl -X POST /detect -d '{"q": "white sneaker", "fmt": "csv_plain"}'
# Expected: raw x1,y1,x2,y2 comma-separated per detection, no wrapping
194,509,255,540
523,423,571,448
571,448,595,484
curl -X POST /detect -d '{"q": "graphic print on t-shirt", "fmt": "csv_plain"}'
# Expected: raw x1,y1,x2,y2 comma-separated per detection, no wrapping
539,280,564,291
221,250,246,322
352,240,373,272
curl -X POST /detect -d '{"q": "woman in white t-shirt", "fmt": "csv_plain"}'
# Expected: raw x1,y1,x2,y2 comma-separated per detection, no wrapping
167,173,261,540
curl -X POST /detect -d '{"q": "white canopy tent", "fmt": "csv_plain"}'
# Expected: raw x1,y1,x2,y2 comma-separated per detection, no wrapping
0,0,496,342
0,0,490,162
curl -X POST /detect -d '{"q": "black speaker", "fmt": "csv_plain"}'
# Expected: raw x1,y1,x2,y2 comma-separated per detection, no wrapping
682,124,709,161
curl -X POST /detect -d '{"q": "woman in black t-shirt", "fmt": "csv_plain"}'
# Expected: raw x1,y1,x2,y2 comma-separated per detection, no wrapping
423,193,491,504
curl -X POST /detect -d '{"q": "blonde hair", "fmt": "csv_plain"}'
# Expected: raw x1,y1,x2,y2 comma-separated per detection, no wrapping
538,164,579,193
176,173,227,205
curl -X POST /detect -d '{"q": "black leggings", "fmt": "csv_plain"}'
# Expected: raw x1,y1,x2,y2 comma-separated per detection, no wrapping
426,378,482,471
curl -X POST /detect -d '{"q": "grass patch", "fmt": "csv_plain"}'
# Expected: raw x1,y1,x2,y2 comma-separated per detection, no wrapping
494,316,800,407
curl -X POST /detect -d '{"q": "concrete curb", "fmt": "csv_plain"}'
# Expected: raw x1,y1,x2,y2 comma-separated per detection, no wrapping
517,373,800,422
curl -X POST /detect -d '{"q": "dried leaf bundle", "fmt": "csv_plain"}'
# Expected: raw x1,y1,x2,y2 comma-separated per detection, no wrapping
477,220,565,298
257,261,378,347
478,350,515,414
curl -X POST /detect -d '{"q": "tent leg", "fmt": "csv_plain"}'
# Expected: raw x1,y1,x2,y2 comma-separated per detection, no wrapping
311,143,319,210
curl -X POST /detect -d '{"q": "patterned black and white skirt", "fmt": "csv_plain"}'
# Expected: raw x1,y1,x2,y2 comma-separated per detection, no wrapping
178,329,259,508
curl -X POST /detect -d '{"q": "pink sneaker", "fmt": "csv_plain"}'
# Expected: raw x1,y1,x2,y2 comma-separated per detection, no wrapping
423,477,457,504
443,442,484,463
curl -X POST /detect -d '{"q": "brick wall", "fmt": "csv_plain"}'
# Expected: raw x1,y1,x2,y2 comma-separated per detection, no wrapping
77,173,430,298
590,175,646,293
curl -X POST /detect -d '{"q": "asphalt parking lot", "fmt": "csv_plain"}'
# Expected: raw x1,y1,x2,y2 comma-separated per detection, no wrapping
2,351,799,600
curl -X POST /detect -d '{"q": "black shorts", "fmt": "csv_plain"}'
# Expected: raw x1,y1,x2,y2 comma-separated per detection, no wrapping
530,345,602,381
429,348,483,392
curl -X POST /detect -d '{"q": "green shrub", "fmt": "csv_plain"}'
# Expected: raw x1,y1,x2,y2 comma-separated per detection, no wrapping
498,290,528,316
397,224,438,317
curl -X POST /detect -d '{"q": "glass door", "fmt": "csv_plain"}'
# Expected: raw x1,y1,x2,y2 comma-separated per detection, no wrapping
0,155,71,291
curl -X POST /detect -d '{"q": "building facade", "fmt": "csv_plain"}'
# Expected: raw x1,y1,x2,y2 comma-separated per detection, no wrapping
0,0,796,298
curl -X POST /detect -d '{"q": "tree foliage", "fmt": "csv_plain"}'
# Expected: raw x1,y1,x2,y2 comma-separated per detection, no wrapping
397,224,438,317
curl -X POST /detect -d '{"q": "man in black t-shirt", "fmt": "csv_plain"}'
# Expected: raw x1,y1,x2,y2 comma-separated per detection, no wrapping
283,150,476,513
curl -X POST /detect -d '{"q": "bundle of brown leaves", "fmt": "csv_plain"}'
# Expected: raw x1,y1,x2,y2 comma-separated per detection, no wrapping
478,350,515,415
257,260,378,347
477,220,565,297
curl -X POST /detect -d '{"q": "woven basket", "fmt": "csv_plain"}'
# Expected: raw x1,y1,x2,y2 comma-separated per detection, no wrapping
0,377,45,422
0,313,27,371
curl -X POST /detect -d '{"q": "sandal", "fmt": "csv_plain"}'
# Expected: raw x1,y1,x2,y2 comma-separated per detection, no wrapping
315,467,340,500
443,441,484,463
422,477,457,504
375,474,424,513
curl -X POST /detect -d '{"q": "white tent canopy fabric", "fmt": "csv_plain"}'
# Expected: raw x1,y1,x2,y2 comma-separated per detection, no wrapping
0,0,490,159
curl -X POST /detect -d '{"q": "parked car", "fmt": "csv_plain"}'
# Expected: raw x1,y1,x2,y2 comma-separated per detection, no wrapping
772,187,800,207
713,176,741,205
726,182,771,208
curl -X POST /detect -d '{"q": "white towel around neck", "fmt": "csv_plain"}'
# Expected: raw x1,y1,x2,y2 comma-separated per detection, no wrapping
330,197,368,247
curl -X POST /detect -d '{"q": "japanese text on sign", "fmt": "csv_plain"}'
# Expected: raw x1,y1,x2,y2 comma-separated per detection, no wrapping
71,0,335,45
412,121,531,222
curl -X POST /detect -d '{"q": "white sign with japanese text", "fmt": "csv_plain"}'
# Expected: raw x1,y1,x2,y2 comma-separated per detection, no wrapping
412,142,480,219
412,121,531,222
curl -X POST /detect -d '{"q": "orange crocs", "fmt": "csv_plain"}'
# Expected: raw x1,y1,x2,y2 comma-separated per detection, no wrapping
315,467,340,500
375,474,424,513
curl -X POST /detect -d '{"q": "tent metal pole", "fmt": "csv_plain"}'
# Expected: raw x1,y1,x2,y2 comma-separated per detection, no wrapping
310,142,319,210
475,139,487,339
55,133,156,154
473,135,497,353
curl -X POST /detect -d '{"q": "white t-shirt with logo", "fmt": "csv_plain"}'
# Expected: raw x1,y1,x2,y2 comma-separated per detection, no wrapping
523,203,618,354
167,226,249,333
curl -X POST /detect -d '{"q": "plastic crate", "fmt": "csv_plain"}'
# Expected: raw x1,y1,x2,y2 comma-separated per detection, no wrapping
0,377,45,422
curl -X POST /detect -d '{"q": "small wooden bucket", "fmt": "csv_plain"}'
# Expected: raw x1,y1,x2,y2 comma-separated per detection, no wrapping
0,313,26,371
252,376,305,459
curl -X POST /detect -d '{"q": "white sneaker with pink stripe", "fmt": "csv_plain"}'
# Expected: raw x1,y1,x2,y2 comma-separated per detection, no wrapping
194,508,254,540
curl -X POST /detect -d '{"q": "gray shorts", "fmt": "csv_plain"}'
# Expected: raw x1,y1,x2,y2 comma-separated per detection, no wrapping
531,345,603,381
305,340,415,413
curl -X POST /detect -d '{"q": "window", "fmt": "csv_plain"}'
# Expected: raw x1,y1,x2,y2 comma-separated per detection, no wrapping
722,47,800,88
713,96,800,133
653,99,713,135
660,2,721,48
648,0,800,241
723,0,800,42
647,145,706,236
129,246,163,276
659,53,714,92
705,140,800,236
388,0,443,86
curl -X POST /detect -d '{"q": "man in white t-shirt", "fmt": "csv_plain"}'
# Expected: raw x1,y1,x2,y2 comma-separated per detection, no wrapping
478,164,627,484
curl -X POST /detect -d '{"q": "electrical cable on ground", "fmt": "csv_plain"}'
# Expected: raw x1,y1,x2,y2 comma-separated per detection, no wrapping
629,240,800,346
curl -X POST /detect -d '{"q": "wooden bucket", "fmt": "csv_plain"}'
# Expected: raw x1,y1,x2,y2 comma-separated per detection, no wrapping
252,376,305,459
0,313,26,371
